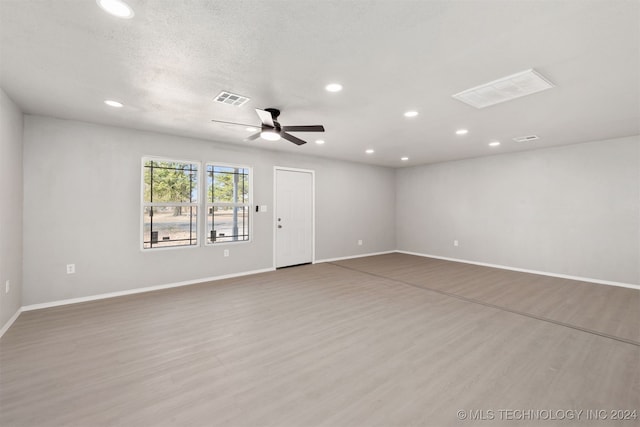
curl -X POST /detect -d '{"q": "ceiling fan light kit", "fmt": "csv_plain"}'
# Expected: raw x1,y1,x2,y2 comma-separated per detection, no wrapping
212,107,325,146
260,129,281,141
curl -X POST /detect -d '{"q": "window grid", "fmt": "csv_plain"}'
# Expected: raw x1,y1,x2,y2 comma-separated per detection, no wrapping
143,160,199,249
206,165,251,244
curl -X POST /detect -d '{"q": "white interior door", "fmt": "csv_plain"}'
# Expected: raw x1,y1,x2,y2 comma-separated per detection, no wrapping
275,168,314,268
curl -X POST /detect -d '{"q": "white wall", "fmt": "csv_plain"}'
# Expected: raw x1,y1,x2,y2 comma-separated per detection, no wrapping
396,136,640,285
22,116,395,305
0,88,23,327
16,115,640,308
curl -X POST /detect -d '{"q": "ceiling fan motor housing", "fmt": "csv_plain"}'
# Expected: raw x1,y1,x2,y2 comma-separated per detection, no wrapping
264,108,281,130
264,108,281,120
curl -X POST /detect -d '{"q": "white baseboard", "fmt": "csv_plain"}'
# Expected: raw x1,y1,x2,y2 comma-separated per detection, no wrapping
397,250,640,290
0,307,22,339
21,267,275,312
315,250,396,264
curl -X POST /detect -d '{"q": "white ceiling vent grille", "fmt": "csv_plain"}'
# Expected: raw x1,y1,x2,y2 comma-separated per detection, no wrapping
214,91,250,107
513,135,540,143
452,69,554,109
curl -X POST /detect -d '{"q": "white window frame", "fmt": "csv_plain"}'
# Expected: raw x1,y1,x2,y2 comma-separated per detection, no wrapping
140,156,201,251
205,162,253,246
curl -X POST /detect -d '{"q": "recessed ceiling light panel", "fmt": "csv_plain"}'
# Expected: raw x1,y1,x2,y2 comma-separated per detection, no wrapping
104,100,123,108
365,149,374,154
452,69,554,109
489,141,501,147
404,111,418,118
401,157,409,161
325,83,343,92
456,129,468,135
315,139,325,145
97,0,134,19
215,91,250,107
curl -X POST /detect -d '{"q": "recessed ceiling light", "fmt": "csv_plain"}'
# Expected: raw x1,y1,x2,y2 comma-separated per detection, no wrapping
365,149,374,154
325,83,343,92
104,100,123,108
489,141,501,147
401,157,409,161
404,111,418,118
246,127,257,132
315,139,325,145
261,130,281,141
456,129,468,135
96,0,134,19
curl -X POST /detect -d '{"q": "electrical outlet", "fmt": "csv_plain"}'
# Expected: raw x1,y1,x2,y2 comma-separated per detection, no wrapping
66,264,75,274
357,240,363,246
5,280,9,294
224,249,229,257
454,240,459,247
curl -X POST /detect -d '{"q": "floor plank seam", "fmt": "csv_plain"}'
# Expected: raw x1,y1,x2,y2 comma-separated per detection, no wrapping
328,262,640,347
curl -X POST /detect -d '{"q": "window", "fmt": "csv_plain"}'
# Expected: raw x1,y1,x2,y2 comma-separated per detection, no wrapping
206,164,250,243
142,159,199,249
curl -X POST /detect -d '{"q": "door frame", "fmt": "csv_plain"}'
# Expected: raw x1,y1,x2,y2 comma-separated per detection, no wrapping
273,166,316,269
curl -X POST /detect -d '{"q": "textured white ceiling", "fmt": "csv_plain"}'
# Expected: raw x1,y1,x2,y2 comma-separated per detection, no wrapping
1,0,638,167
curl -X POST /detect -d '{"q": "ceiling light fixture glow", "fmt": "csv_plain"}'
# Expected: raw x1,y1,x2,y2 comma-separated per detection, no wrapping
489,141,501,147
261,130,281,141
456,129,468,135
365,149,374,154
404,111,418,118
315,139,325,145
97,0,134,19
104,100,123,108
325,83,343,92
401,157,409,161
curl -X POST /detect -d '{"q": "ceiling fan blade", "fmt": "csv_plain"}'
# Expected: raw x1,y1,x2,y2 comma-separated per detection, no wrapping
244,132,261,142
255,109,275,128
211,119,257,127
281,125,325,132
281,132,307,146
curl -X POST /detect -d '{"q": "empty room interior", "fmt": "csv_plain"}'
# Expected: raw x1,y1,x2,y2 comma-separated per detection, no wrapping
1,1,639,426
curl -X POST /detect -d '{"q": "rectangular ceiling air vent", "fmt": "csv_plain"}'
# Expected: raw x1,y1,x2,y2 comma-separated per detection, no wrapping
513,135,540,143
452,69,554,109
214,91,250,107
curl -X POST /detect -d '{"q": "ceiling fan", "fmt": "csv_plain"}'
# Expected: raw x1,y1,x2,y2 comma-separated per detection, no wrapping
211,108,325,145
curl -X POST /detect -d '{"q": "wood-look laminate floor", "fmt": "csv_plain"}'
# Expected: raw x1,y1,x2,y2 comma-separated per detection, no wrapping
1,254,638,427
